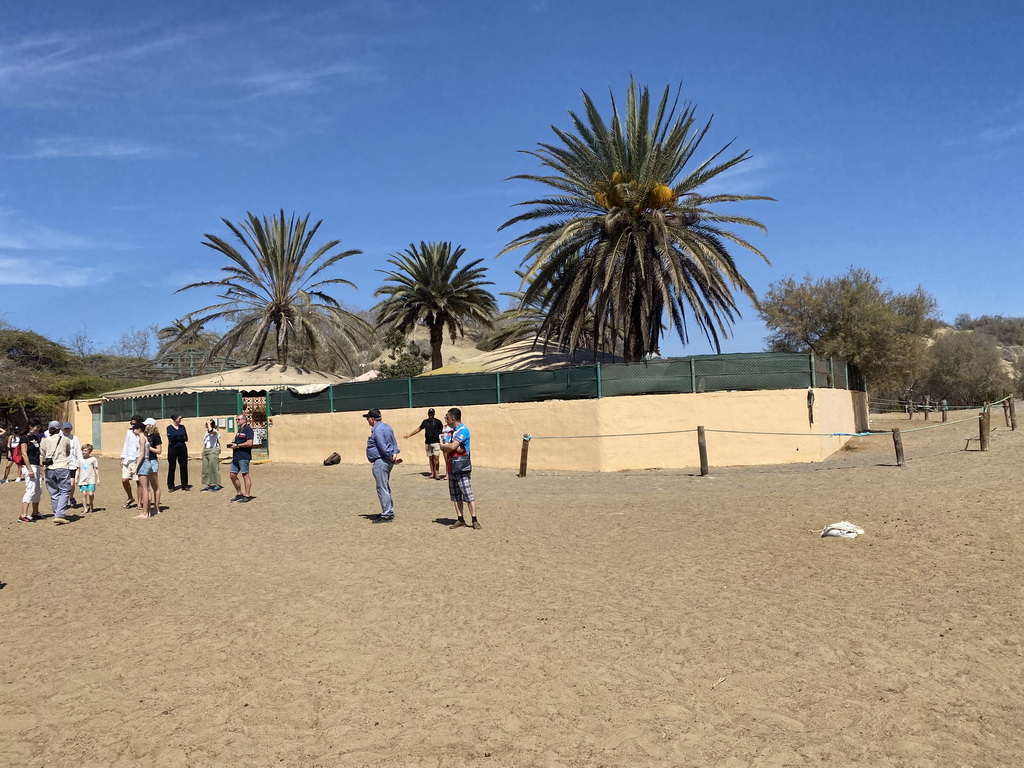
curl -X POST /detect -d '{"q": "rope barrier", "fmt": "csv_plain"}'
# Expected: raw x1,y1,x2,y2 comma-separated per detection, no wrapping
869,394,1015,411
526,411,990,442
901,415,983,433
528,428,698,440
528,427,871,440
517,400,1011,476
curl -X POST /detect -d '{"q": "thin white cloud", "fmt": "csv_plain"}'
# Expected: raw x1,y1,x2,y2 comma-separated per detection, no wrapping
13,137,166,160
240,63,363,99
977,123,1024,143
0,209,94,250
0,256,102,287
703,152,779,196
0,28,201,96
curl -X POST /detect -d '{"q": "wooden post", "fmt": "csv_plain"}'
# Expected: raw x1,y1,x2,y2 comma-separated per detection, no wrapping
980,409,990,451
697,426,709,476
941,399,948,423
924,395,930,421
892,428,905,468
1010,397,1017,431
1002,400,1010,427
517,434,531,477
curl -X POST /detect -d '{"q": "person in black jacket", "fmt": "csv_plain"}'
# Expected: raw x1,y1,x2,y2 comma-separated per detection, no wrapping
166,414,191,491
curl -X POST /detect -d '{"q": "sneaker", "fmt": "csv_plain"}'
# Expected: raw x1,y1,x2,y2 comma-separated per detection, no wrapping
372,515,395,524
236,496,251,503
182,486,192,491
230,495,244,502
200,486,211,492
448,519,467,529
211,486,223,492
53,517,70,525
17,515,33,523
472,519,482,530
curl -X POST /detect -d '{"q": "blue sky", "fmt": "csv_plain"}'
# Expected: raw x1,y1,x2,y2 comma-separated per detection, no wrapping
2,0,1021,357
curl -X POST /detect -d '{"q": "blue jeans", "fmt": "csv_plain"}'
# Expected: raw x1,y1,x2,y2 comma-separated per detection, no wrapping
45,467,71,519
371,459,394,517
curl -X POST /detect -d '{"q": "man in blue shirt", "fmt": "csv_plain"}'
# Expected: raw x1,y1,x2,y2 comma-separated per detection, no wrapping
229,413,255,503
440,407,480,530
363,408,402,523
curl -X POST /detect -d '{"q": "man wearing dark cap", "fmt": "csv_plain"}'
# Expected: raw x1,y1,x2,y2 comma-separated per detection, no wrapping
404,407,444,480
363,408,402,523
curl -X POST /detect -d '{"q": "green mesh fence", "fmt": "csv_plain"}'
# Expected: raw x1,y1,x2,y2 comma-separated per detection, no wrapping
270,388,333,415
199,391,241,417
162,393,198,419
103,352,863,421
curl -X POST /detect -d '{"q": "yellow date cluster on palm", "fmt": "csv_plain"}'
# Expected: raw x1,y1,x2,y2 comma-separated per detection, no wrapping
593,172,676,213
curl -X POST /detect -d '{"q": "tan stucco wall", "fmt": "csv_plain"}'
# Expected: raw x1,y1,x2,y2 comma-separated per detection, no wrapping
268,388,867,472
69,388,867,470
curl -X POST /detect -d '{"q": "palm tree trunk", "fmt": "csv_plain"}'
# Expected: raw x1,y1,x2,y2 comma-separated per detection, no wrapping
429,321,444,370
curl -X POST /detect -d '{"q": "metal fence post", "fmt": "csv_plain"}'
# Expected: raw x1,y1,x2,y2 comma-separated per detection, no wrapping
407,377,413,409
496,371,501,404
329,385,335,413
690,358,696,393
596,363,602,399
809,353,817,388
828,358,835,387
160,394,165,419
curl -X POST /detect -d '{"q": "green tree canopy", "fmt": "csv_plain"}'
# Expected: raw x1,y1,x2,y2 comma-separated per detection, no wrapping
499,78,772,362
0,329,71,371
953,314,1024,347
759,268,940,397
375,327,426,379
375,241,498,370
921,330,1013,405
177,211,370,372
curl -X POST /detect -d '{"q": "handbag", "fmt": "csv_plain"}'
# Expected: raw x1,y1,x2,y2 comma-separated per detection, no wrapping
449,450,472,475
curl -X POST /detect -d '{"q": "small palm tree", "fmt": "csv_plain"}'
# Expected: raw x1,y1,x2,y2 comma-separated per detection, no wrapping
375,242,498,370
483,269,617,353
158,318,216,356
499,79,773,362
177,211,370,370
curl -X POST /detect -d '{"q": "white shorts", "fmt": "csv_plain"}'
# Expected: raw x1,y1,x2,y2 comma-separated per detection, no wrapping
121,461,138,481
425,443,442,457
21,465,42,504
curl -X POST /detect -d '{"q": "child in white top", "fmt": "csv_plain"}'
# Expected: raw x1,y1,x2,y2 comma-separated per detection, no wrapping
78,444,100,513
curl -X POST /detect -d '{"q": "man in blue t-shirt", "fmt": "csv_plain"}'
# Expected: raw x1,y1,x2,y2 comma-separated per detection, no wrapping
229,413,255,503
440,407,480,530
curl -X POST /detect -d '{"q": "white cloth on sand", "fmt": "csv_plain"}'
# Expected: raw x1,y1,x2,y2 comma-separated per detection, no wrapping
821,521,865,538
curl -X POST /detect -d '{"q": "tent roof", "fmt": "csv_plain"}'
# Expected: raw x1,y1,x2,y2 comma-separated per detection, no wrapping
102,364,350,399
417,340,621,375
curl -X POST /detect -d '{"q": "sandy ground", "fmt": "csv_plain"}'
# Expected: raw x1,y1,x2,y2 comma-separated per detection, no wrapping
1,411,1022,767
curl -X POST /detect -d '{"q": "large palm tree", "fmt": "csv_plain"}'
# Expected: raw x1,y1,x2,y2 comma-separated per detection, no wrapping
375,242,498,370
498,79,773,362
177,211,370,370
